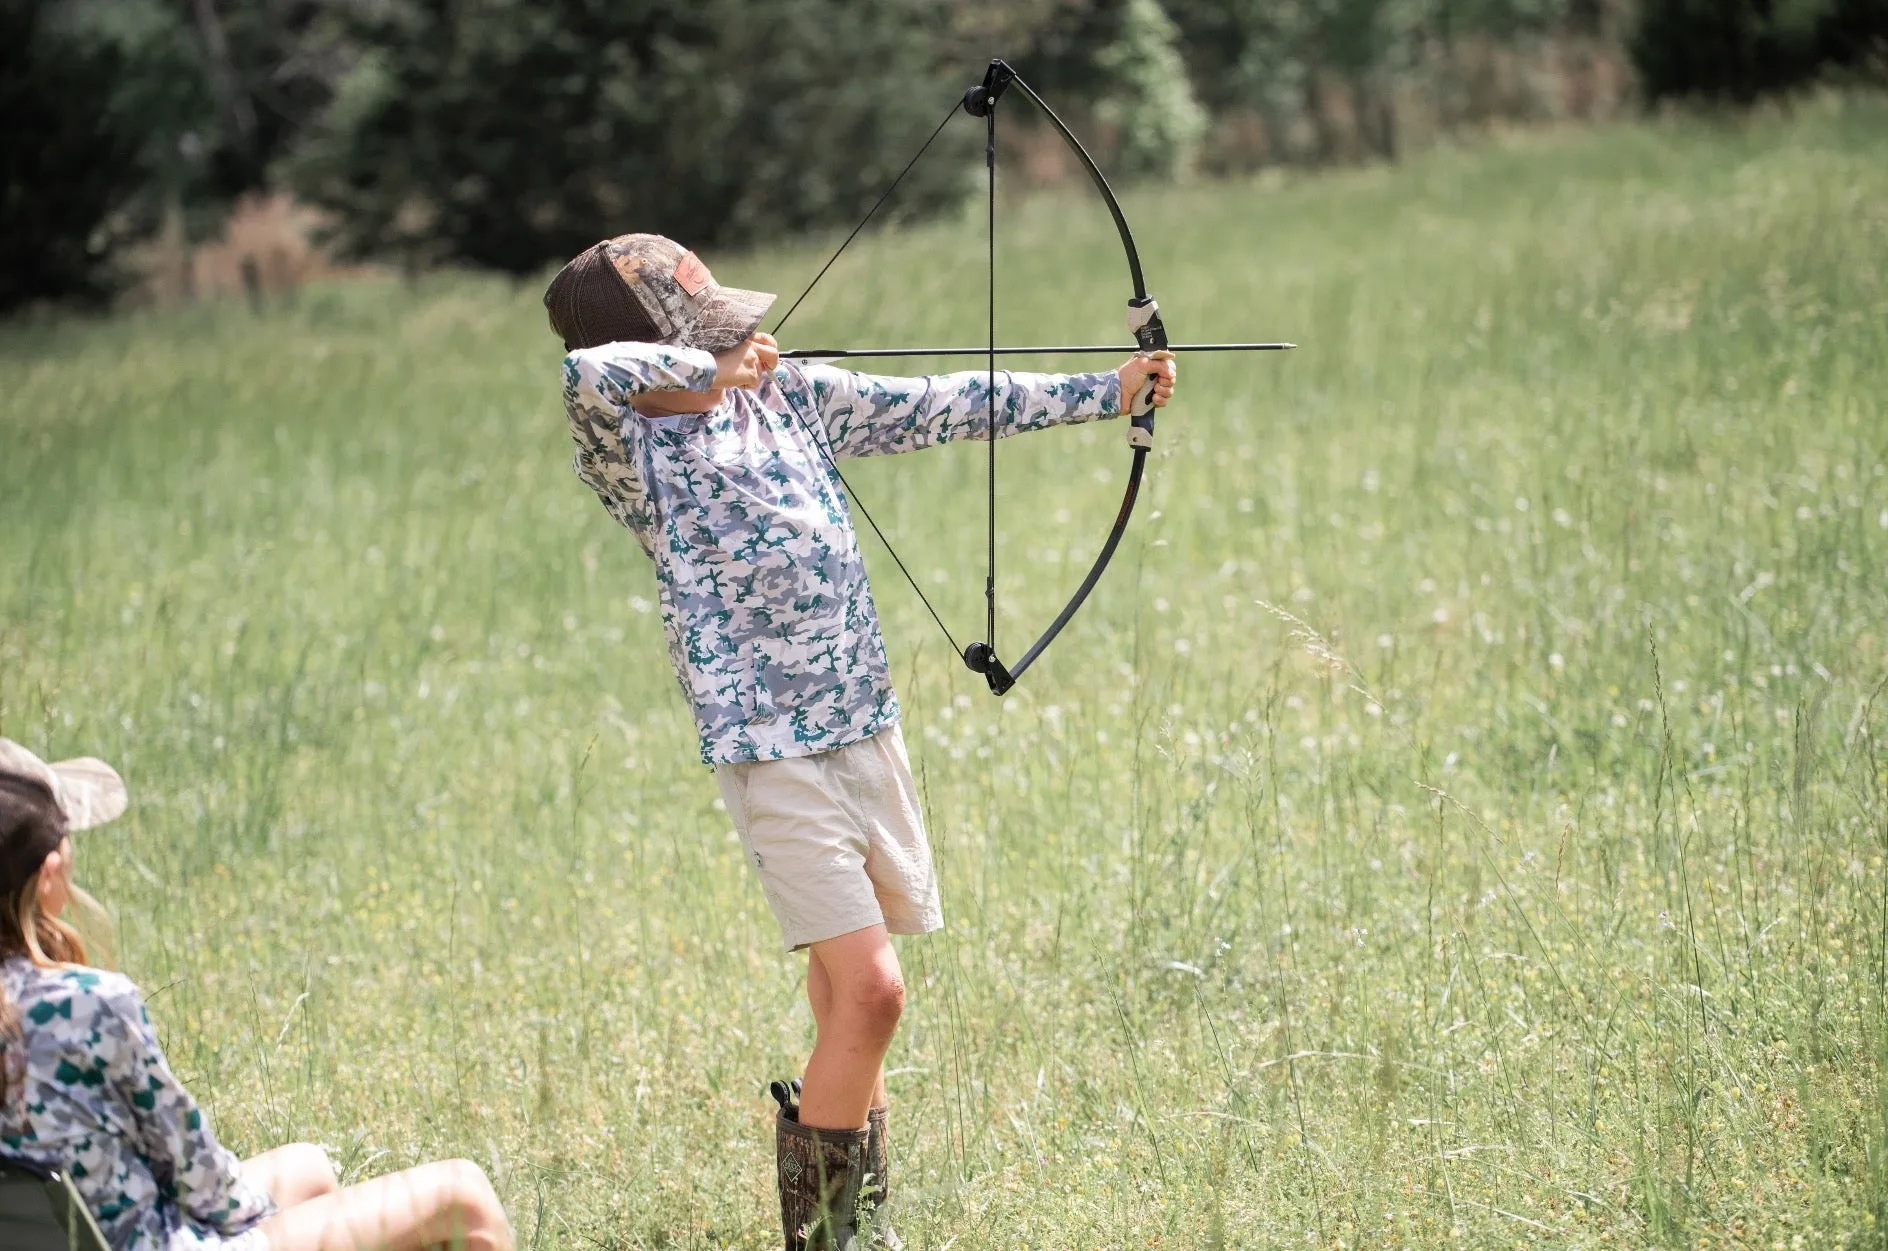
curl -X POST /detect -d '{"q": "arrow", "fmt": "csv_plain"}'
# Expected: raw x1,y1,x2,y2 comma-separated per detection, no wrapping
779,342,1297,361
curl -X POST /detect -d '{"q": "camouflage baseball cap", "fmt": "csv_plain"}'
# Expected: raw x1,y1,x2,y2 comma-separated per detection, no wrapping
544,234,775,355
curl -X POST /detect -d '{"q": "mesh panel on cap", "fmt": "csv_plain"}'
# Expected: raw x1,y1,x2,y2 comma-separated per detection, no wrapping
544,243,659,351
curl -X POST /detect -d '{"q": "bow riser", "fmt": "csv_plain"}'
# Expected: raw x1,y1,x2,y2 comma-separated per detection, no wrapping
1126,296,1165,440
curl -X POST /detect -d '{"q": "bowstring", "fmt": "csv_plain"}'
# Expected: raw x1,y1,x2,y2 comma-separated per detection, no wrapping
829,460,964,659
984,101,999,659
768,379,965,659
769,99,963,340
764,96,968,660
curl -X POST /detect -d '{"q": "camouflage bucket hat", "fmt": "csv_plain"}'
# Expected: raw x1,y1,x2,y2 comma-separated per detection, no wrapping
544,234,775,355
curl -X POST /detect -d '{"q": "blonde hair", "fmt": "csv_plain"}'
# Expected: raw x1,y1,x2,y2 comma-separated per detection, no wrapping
2,868,92,964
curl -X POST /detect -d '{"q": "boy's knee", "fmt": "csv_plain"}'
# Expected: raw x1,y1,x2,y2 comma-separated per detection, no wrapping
254,1141,337,1206
849,971,905,1034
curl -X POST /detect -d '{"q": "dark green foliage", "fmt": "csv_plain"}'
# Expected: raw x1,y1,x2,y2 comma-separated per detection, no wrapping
978,0,1121,100
7,0,1883,313
1171,0,1581,117
1169,0,1598,166
292,0,974,275
1825,0,1888,62
1631,0,1888,102
1166,0,1309,116
1428,0,1574,41
170,0,344,205
0,0,208,310
0,0,336,312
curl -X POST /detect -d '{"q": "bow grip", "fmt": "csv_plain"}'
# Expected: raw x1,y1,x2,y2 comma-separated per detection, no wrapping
1126,296,1164,448
1127,401,1155,449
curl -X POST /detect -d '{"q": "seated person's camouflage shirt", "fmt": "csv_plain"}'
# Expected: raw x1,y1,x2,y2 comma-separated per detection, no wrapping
562,344,1122,763
1,956,275,1251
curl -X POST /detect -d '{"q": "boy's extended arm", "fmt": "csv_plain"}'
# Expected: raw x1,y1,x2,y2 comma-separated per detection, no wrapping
798,365,1124,460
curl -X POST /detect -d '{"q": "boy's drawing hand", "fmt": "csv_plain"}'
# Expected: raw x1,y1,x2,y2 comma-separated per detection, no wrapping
1117,351,1177,413
714,333,780,391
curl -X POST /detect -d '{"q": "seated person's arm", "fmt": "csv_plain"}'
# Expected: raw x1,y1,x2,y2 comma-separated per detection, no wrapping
106,984,276,1230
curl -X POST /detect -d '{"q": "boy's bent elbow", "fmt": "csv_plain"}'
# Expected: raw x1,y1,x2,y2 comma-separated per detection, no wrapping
562,349,620,413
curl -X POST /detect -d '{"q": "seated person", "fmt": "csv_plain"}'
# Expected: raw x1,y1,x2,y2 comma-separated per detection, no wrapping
0,738,513,1251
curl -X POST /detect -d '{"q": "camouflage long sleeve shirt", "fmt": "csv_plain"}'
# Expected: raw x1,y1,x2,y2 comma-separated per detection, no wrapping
0,957,275,1251
562,344,1123,763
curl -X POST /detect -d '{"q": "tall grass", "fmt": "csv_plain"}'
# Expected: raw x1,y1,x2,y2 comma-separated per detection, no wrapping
3,92,1886,1248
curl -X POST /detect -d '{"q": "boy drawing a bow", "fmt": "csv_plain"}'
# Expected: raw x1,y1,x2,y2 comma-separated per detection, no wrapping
546,233,1176,1248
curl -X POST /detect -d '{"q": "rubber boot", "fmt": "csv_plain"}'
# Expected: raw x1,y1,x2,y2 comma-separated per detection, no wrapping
864,1105,902,1250
773,1081,868,1251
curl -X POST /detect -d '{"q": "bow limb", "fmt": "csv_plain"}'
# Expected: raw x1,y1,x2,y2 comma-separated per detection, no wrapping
962,61,1168,694
1003,446,1150,685
994,66,1148,300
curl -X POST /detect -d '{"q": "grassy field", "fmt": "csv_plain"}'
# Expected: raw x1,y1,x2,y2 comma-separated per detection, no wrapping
4,92,1887,1249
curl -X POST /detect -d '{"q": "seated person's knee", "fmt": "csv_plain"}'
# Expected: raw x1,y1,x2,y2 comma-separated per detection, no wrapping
441,1159,509,1245
293,1142,339,1198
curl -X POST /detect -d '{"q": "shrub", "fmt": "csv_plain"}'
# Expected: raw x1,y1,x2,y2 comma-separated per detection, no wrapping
0,0,208,310
291,0,973,276
1631,0,1888,103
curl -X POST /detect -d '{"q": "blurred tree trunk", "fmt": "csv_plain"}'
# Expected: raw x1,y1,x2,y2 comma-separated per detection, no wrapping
190,0,256,160
1353,70,1398,160
1304,70,1339,164
1567,0,1606,37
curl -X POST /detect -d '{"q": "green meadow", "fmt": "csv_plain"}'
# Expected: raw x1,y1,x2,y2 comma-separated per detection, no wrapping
4,93,1887,1249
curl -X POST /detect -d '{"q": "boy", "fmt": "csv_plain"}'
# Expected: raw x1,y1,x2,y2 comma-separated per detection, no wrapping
544,234,1176,1249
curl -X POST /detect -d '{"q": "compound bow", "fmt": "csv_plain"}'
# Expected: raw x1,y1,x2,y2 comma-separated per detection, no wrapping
769,59,1293,696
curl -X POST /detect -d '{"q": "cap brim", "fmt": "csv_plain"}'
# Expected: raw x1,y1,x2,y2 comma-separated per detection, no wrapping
50,758,127,832
684,287,776,355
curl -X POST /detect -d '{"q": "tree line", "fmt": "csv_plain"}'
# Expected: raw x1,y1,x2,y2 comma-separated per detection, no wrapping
3,0,1883,315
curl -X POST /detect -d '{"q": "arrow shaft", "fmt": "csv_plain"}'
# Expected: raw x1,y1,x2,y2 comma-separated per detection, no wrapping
780,342,1296,360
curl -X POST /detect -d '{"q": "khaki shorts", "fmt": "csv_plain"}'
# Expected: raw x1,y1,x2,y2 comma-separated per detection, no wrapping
715,724,943,951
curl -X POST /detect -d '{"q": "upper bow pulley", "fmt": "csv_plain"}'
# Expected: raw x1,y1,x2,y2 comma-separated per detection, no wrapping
769,58,1293,698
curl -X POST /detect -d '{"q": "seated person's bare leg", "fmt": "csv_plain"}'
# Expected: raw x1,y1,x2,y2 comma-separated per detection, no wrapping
259,1158,512,1251
243,1143,339,1210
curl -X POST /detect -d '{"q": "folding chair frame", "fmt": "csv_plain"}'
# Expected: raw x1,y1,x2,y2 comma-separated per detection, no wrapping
0,1157,112,1251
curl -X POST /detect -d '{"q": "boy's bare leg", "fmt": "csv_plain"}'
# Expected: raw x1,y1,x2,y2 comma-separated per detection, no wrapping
806,942,888,1111
799,924,902,1130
